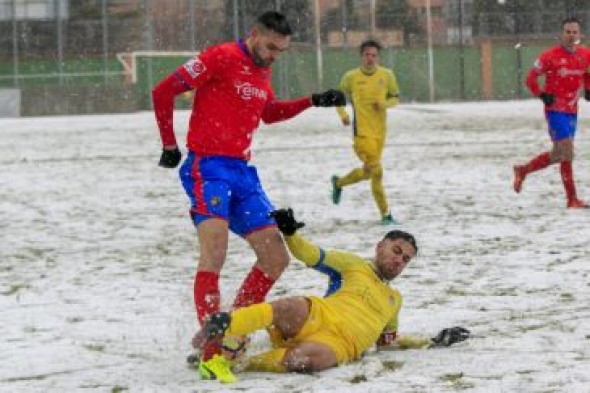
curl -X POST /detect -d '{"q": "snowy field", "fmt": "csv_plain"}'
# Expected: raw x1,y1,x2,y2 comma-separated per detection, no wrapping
1,100,590,392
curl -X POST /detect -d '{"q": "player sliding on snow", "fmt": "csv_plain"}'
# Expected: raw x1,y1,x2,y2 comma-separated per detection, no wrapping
195,208,469,383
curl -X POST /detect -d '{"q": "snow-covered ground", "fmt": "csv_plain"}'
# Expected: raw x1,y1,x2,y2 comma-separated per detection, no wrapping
1,100,589,392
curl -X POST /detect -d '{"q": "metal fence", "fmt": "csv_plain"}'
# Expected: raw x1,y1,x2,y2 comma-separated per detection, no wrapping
0,0,588,115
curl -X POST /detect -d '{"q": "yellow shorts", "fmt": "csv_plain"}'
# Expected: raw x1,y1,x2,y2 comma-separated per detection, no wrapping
353,137,384,167
273,296,358,364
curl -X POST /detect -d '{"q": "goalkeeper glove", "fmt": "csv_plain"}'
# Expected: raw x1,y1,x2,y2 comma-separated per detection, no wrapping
159,147,182,168
539,92,555,106
311,89,346,107
269,208,305,236
430,326,470,347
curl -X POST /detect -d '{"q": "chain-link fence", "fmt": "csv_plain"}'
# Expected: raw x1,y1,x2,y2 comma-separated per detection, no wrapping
0,0,588,115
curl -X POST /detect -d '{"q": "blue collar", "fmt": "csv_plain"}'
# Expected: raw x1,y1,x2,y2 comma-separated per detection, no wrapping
237,39,251,58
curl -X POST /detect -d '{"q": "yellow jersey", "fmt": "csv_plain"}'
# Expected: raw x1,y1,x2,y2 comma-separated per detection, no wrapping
286,233,402,358
336,65,399,139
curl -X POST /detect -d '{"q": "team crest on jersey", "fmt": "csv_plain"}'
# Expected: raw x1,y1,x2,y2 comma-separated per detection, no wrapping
184,57,206,78
210,196,221,206
234,81,267,101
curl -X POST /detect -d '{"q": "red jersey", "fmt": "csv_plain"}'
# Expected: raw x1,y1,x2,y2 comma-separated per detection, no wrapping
153,40,311,160
526,44,590,114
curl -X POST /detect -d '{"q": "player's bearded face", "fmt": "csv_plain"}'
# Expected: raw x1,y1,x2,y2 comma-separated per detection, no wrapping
251,29,290,68
561,22,581,47
375,239,415,280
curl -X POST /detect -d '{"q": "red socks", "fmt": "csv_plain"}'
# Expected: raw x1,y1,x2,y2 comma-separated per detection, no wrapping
195,267,275,361
560,161,577,202
232,266,275,309
524,152,551,174
194,271,220,325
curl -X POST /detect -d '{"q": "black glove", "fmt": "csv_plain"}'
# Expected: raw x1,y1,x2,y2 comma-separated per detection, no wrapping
431,326,470,347
269,208,305,236
585,90,590,101
311,89,346,107
539,92,555,106
159,147,182,168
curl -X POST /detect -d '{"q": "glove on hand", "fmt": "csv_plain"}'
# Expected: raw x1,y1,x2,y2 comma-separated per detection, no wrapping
539,92,555,106
311,89,346,107
269,208,305,236
585,90,590,101
159,147,182,168
431,326,470,347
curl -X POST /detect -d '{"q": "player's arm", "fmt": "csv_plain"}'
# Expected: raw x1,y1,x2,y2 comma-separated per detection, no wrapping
584,49,590,100
152,72,191,152
526,53,554,106
260,93,312,124
383,70,400,108
525,61,544,97
285,233,323,268
270,208,356,272
379,316,431,350
374,294,428,349
152,49,219,168
377,320,470,350
336,73,351,125
261,89,345,124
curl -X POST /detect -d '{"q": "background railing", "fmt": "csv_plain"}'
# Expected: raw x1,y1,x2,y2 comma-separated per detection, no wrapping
0,0,587,115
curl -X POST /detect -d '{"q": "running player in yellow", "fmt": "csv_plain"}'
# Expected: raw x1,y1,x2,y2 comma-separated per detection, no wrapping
332,39,400,225
196,209,469,383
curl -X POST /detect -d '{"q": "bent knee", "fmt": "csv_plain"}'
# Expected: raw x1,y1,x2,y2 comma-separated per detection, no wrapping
283,345,338,373
368,164,383,179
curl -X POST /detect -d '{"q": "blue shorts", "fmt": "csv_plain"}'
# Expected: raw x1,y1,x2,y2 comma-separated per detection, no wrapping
179,152,276,237
546,111,577,141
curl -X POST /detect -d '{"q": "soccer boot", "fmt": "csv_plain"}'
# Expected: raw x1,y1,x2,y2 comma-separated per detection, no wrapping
380,213,400,226
567,198,589,209
331,175,342,205
189,312,232,364
203,312,231,339
513,165,526,193
198,354,237,383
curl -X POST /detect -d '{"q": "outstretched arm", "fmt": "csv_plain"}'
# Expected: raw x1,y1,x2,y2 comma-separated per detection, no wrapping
260,97,312,124
377,327,470,350
270,208,355,272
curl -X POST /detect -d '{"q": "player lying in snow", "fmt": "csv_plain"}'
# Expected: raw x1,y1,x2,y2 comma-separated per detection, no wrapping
196,208,469,383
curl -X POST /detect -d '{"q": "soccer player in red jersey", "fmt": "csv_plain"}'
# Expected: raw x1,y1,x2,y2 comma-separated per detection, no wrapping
151,11,345,379
514,17,590,208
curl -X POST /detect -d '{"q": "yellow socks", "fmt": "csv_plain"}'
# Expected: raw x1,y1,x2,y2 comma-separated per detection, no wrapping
245,348,288,373
227,302,273,336
370,166,388,216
